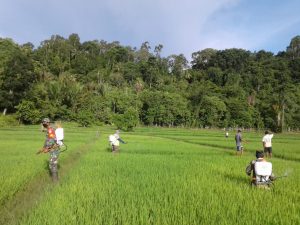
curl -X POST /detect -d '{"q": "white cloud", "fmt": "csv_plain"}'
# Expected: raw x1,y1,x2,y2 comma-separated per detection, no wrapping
1,0,299,57
187,0,300,55
0,0,242,56
98,0,241,56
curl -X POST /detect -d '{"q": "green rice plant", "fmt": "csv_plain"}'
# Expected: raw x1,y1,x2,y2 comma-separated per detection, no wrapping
0,115,19,127
133,127,300,161
18,129,300,225
0,125,98,207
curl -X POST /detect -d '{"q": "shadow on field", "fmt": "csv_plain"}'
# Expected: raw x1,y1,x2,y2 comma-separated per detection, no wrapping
121,150,223,159
43,159,52,177
223,173,248,185
106,147,112,152
122,150,195,156
0,136,99,225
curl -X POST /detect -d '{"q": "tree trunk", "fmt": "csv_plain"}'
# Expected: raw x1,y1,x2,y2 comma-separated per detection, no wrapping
276,110,282,132
281,103,285,132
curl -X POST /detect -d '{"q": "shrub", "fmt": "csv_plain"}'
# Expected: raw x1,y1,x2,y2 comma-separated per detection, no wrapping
0,114,19,127
76,110,95,127
113,107,139,131
15,100,42,124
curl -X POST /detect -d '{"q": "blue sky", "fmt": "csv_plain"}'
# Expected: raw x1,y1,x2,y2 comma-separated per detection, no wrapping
0,0,299,59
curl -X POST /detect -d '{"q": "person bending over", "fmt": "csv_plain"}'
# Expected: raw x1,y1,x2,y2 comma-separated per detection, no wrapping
246,150,275,188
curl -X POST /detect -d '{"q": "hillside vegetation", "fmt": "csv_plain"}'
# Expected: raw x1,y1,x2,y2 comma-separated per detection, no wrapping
1,35,300,131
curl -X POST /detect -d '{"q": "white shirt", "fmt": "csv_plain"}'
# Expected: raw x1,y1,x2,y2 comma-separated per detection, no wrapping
109,135,119,146
262,134,273,147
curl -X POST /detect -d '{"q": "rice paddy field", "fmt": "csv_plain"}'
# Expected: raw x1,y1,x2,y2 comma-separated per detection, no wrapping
0,125,299,225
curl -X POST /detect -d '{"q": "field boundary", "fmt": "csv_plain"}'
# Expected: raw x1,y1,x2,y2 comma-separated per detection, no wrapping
0,136,99,225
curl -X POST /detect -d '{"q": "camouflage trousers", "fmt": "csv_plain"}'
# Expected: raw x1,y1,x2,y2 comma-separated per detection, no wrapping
49,150,59,180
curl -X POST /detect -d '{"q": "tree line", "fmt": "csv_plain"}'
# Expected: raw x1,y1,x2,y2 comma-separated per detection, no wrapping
0,34,299,131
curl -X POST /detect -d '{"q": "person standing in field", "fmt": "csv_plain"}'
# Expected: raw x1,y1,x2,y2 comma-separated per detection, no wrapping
235,129,243,156
246,150,275,188
55,121,64,146
108,130,126,153
109,134,120,153
262,130,274,158
37,118,59,182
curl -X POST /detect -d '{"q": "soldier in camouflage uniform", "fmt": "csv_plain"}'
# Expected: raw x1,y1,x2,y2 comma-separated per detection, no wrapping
40,118,60,182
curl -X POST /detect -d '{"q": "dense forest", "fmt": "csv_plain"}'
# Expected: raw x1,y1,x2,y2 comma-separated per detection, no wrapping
0,34,300,131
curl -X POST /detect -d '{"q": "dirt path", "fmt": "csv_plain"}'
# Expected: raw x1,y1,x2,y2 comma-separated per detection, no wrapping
0,136,99,225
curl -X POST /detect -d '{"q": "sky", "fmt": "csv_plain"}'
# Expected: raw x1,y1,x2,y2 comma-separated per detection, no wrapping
0,0,299,59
